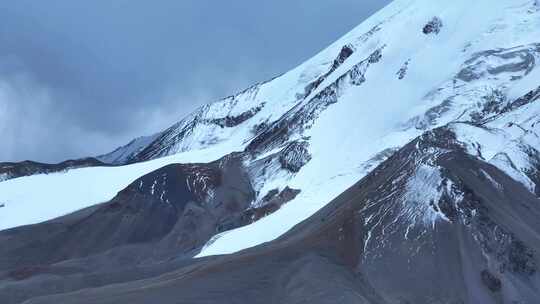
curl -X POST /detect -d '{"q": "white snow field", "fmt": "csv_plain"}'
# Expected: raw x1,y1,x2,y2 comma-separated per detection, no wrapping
1,0,540,259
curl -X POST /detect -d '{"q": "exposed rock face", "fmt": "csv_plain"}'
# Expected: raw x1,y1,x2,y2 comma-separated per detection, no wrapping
423,17,443,35
302,44,356,99
457,44,540,82
500,85,540,114
207,103,265,128
470,89,507,122
481,270,502,292
217,187,301,232
278,141,312,173
411,99,453,130
331,44,355,72
396,59,410,80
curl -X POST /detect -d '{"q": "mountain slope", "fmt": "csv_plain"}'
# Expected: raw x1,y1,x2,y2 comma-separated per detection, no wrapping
0,153,253,271
2,0,538,241
16,122,540,304
2,0,540,303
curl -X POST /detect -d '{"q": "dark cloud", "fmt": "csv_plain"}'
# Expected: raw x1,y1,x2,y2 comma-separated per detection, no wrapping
0,0,390,163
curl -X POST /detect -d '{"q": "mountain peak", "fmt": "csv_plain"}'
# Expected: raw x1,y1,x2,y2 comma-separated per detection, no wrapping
2,1,540,303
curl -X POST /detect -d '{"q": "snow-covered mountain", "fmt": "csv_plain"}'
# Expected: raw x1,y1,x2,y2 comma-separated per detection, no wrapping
2,0,540,303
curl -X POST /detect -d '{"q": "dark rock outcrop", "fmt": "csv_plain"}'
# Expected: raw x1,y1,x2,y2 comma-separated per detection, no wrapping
302,44,356,99
423,17,443,35
0,158,108,182
457,44,540,82
397,59,410,80
331,44,355,72
481,270,502,292
278,141,312,173
206,103,265,128
217,187,301,232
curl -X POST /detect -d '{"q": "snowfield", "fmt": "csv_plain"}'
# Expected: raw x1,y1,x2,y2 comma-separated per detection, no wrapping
199,0,540,257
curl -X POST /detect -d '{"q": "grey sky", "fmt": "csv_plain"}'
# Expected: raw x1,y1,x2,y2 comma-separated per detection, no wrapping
0,0,390,163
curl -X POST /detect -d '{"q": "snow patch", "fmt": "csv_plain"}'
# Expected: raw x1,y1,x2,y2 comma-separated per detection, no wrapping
401,164,450,226
0,173,10,183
